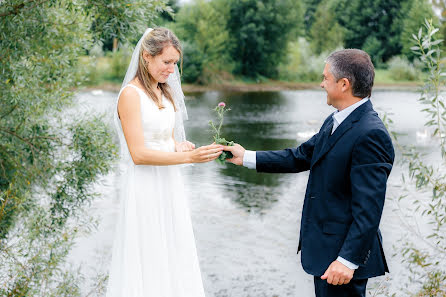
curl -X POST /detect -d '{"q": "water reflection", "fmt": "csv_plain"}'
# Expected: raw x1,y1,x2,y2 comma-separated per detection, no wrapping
185,91,301,213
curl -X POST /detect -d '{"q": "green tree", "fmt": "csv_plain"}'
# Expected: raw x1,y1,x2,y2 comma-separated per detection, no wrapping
227,0,304,78
334,0,410,65
171,0,234,84
309,0,345,55
160,0,180,23
0,0,166,295
401,0,437,61
86,0,168,51
181,41,204,83
303,0,323,35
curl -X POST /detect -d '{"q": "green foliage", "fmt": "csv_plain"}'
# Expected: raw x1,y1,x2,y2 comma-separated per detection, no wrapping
214,138,234,165
401,0,438,61
85,0,169,47
0,0,166,295
362,36,386,67
172,0,234,84
278,38,335,82
384,20,446,296
227,0,304,78
303,0,323,35
308,0,345,55
334,0,410,65
386,56,422,81
106,46,133,82
160,0,180,23
181,41,204,84
79,46,133,86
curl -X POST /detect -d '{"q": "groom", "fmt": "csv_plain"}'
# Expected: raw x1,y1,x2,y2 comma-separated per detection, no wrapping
224,49,394,297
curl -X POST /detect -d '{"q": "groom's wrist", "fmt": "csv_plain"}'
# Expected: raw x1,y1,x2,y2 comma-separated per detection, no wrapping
243,150,256,169
336,256,359,270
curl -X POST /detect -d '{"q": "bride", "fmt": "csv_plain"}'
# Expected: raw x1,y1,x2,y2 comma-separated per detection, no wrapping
106,27,223,297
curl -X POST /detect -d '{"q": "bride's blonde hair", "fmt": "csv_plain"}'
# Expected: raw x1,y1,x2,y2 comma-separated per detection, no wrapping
136,27,182,111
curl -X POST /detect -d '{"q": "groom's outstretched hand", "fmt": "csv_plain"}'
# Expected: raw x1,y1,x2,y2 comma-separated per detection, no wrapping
321,260,354,285
223,143,246,166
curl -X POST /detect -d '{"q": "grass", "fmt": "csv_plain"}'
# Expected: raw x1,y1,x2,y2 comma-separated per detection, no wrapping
375,69,424,85
78,55,424,92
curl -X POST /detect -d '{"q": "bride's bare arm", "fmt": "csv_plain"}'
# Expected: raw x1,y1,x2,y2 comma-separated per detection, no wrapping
118,87,222,165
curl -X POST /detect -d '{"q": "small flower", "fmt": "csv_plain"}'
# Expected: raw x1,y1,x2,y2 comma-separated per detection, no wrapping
209,101,233,164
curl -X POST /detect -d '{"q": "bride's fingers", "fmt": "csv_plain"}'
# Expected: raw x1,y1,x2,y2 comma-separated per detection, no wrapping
188,141,196,149
199,143,223,149
192,146,223,163
197,145,223,154
198,149,222,160
208,151,223,160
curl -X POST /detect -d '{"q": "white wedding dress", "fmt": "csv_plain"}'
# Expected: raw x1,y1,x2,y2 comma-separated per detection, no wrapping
106,84,206,297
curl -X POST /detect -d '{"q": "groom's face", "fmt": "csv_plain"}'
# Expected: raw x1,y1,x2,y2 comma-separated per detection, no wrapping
320,63,342,108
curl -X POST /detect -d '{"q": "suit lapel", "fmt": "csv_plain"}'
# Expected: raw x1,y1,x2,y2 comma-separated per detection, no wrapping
313,117,333,160
311,100,374,168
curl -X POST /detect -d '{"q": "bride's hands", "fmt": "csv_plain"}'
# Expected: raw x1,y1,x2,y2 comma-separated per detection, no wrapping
187,144,223,163
176,140,196,152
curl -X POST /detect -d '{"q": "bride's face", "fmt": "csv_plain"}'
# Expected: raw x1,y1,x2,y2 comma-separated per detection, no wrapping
144,45,180,84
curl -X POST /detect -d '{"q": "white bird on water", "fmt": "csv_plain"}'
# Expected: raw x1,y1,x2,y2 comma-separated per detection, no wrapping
296,130,317,140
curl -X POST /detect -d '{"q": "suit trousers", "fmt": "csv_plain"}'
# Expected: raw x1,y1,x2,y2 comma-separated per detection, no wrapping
314,277,368,297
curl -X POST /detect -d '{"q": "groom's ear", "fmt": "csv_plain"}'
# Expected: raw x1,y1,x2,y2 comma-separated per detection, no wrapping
340,78,351,93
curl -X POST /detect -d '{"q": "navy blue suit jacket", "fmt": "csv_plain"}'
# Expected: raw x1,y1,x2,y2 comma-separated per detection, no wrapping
256,100,394,279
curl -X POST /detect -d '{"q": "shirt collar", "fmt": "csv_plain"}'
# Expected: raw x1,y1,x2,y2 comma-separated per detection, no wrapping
332,98,369,126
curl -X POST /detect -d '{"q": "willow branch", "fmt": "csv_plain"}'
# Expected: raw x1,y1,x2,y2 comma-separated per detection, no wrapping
0,0,50,17
0,128,37,160
0,105,18,119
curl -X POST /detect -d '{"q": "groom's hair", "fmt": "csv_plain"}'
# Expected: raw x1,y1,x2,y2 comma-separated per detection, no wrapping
326,49,375,98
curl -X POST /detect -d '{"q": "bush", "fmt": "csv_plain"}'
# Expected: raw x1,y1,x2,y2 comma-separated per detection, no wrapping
181,41,204,84
79,47,132,86
106,46,132,82
387,56,422,81
278,38,338,82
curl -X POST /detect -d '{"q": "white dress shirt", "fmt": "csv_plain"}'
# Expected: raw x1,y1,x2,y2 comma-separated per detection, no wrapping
242,98,369,270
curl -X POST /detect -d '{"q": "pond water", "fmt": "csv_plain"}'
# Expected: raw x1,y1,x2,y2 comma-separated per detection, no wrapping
70,88,439,296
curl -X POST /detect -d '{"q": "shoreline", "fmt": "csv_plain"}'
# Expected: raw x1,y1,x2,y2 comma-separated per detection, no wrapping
78,81,422,93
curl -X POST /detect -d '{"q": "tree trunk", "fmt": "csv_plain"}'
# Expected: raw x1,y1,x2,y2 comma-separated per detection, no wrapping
113,37,118,52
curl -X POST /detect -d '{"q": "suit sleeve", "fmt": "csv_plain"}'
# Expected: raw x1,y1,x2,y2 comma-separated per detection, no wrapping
256,132,318,173
338,128,395,266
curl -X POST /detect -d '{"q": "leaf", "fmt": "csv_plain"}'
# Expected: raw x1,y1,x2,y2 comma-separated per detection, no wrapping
426,49,436,57
431,39,443,46
429,28,439,37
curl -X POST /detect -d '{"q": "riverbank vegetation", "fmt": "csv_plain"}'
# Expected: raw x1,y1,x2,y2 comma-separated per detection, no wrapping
80,0,443,89
381,20,446,296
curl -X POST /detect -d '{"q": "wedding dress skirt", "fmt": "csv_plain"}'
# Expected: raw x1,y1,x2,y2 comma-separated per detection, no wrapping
106,84,206,297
